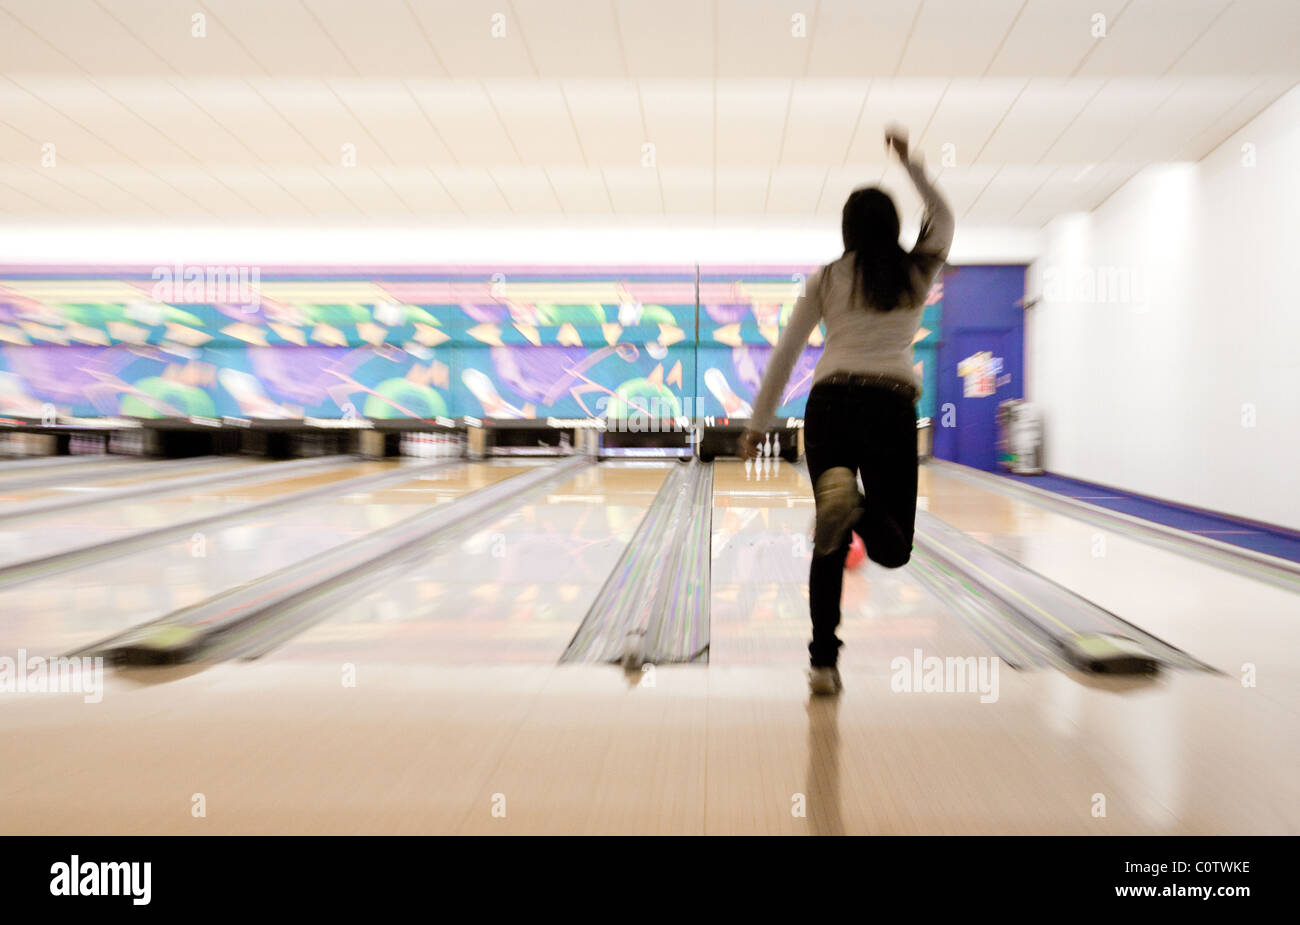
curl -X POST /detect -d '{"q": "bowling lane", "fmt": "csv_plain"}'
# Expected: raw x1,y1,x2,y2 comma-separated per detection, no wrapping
0,454,131,479
919,463,1300,711
0,458,427,567
0,455,263,504
709,458,995,669
0,460,533,655
264,461,673,665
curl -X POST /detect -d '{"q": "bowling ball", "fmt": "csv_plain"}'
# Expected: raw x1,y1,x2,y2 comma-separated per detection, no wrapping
845,532,867,570
534,303,606,325
120,377,216,418
363,378,449,419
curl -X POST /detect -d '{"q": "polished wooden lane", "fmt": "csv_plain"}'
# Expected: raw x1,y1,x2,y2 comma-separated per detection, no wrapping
266,460,674,665
0,459,413,566
0,460,530,654
0,661,1293,835
1,458,1295,835
0,456,263,505
710,459,996,669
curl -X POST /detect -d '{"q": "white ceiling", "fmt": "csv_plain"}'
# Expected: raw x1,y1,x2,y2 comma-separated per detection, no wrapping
0,0,1297,230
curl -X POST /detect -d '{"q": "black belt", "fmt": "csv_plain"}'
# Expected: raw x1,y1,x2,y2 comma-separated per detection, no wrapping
816,372,918,402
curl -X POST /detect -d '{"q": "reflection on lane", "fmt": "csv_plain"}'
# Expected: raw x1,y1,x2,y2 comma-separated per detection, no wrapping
265,461,673,665
0,461,530,655
0,459,419,566
0,457,263,505
709,459,992,669
0,455,132,482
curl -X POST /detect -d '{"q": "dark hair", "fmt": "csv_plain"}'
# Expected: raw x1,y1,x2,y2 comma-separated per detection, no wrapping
820,186,918,312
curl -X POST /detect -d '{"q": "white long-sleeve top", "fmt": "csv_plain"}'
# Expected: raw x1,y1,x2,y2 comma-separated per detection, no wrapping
748,157,954,432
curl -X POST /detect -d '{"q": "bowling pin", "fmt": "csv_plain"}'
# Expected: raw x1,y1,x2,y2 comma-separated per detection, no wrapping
773,434,781,457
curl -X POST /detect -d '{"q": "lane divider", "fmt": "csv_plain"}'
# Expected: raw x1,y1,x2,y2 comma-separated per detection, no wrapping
646,459,713,663
905,549,1053,670
562,459,712,666
912,510,1218,674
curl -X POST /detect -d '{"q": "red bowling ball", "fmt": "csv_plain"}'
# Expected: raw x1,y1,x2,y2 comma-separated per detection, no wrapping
845,532,866,570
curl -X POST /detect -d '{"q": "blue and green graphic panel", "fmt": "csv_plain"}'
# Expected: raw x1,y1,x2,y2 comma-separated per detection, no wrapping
0,265,944,423
0,268,697,421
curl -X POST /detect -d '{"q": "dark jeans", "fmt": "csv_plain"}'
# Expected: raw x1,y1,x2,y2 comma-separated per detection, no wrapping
804,381,919,667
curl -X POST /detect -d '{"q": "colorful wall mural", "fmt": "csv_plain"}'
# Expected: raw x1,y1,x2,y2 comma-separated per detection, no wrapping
0,264,949,425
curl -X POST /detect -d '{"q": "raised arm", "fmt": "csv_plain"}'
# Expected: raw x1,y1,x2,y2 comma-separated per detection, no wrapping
742,275,824,448
887,126,954,271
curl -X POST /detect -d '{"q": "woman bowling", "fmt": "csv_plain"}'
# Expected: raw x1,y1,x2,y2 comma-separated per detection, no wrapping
741,126,954,696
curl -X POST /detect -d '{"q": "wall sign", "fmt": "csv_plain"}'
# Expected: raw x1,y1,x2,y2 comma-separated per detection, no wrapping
958,351,1002,398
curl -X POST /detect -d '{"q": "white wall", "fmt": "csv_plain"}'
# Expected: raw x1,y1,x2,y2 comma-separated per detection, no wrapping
0,218,1039,267
1027,84,1300,530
